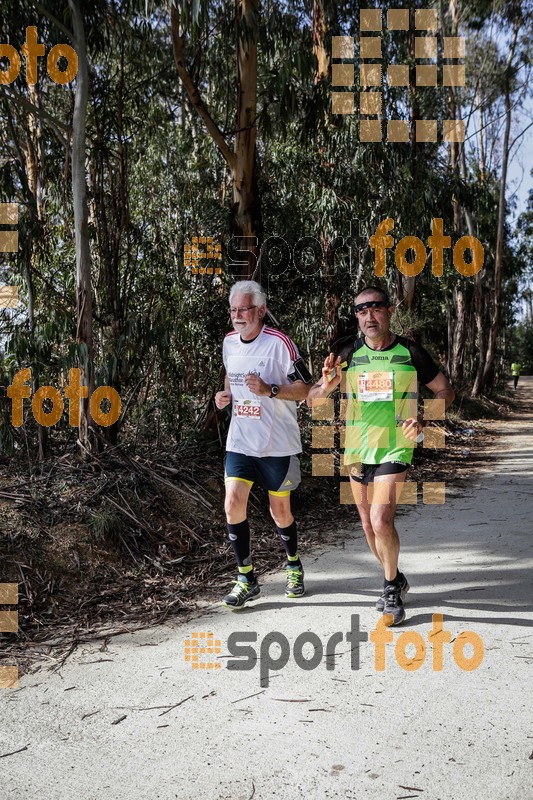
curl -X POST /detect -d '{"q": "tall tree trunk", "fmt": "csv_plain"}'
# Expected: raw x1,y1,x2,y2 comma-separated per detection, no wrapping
478,104,486,183
233,0,260,278
7,88,48,460
403,19,421,310
472,22,519,396
479,71,513,390
446,0,467,386
471,271,487,396
171,1,261,279
313,0,329,82
450,286,466,385
69,0,95,449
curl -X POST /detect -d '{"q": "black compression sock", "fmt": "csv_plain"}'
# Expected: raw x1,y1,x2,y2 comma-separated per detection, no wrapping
276,520,298,559
227,520,251,567
384,572,400,589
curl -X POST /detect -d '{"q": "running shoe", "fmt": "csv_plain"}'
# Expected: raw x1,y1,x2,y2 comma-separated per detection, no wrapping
285,564,305,598
382,584,406,626
376,574,410,611
222,575,260,609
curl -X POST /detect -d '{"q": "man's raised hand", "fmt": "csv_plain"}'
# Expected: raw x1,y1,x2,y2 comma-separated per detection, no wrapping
322,353,341,389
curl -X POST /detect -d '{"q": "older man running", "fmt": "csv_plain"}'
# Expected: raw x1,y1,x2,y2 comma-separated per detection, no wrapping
216,280,312,608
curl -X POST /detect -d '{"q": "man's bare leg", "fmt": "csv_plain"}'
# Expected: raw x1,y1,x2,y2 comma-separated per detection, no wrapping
350,480,382,564
367,471,407,580
351,471,410,621
222,479,261,609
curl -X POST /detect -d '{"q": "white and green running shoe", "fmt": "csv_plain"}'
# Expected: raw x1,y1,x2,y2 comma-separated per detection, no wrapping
285,564,305,598
222,575,260,609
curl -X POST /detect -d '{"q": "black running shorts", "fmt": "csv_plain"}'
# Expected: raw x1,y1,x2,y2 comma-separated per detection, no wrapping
348,461,409,485
225,452,301,495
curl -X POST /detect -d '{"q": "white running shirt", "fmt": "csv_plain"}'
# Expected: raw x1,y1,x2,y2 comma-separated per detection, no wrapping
223,325,303,457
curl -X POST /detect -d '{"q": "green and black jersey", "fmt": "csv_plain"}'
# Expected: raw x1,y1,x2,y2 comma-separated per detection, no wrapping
337,335,440,466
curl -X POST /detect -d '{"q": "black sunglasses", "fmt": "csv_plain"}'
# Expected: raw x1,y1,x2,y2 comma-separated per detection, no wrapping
354,300,389,313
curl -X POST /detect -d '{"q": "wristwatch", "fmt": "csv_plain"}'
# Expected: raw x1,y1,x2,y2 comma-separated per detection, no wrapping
269,384,280,398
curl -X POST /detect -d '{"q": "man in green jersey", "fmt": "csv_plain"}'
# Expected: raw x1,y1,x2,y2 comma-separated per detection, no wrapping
511,362,522,390
308,286,455,625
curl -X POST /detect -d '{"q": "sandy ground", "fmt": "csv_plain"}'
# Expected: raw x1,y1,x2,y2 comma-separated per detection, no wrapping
1,378,532,800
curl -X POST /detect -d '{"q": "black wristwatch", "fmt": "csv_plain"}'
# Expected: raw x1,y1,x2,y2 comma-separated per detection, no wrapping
269,384,280,398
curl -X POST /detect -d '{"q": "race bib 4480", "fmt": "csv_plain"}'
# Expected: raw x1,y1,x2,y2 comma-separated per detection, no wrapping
234,399,262,418
357,371,394,402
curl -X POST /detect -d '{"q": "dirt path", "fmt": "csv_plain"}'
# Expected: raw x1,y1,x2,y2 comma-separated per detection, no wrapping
2,379,533,800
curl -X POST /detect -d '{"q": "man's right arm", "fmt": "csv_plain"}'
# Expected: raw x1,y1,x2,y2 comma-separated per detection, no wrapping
215,375,232,409
306,353,342,408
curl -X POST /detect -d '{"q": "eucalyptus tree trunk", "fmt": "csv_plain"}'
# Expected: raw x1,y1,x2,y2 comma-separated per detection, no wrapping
313,0,329,82
232,0,260,277
447,0,467,386
471,270,487,396
69,0,95,448
473,24,518,396
5,88,46,459
171,0,261,279
26,84,48,461
477,79,512,391
450,286,466,385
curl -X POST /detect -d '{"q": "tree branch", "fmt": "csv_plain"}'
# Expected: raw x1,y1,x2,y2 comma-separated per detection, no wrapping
170,6,235,168
31,1,75,41
509,119,533,153
0,88,68,145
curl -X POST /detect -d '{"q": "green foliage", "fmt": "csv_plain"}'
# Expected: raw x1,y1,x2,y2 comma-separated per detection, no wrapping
86,507,125,541
507,322,533,373
0,0,530,459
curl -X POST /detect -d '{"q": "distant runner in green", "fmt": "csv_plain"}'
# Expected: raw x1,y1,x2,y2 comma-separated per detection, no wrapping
308,286,455,625
511,362,522,390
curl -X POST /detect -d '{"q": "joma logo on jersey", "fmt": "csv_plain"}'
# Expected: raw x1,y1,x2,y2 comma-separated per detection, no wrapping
371,356,388,360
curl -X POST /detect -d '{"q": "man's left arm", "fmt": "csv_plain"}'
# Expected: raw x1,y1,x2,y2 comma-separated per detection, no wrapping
402,372,454,441
244,348,313,402
402,342,455,441
244,375,311,401
424,372,455,419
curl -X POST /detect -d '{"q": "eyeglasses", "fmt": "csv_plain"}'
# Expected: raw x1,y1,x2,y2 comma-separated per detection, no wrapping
230,305,257,315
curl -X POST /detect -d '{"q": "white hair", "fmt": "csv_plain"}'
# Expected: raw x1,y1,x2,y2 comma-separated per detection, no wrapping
229,280,267,308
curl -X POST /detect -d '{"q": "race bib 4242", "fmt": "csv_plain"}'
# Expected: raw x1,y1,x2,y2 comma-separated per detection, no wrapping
233,399,262,418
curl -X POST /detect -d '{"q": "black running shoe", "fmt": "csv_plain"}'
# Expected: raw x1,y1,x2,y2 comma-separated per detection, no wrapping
222,575,260,609
382,584,406,626
285,564,305,598
376,574,410,611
